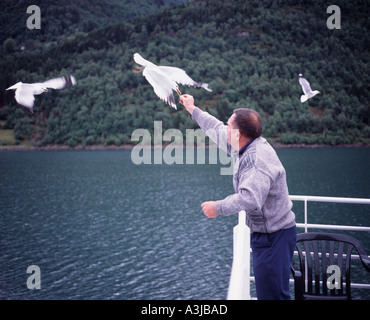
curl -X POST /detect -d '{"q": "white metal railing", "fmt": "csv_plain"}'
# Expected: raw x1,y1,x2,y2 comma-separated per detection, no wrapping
290,195,370,232
227,195,370,300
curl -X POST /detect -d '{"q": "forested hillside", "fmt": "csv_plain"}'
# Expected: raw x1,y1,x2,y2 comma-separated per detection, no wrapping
0,0,183,56
0,0,369,147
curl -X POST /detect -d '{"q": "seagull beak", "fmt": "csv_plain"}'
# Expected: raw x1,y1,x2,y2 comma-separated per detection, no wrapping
176,88,181,96
43,88,48,92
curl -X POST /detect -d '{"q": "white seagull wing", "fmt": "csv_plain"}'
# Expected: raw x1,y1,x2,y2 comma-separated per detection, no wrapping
15,84,35,109
42,75,76,90
6,82,22,91
158,66,197,86
158,66,212,92
299,76,313,95
143,67,178,109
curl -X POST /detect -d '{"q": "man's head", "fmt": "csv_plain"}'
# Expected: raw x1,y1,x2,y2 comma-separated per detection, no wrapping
227,108,262,150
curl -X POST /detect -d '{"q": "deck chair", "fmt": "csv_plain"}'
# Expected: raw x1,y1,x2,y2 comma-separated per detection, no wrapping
291,232,370,300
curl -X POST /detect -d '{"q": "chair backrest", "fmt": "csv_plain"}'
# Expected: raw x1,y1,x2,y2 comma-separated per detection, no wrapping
294,232,370,300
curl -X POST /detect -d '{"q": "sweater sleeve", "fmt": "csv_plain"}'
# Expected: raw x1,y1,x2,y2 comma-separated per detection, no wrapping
215,167,271,216
192,107,230,153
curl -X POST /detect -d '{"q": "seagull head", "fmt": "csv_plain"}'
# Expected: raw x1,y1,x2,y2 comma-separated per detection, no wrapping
299,73,303,77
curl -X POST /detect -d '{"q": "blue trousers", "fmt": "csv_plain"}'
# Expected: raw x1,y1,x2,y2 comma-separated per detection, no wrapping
251,225,297,300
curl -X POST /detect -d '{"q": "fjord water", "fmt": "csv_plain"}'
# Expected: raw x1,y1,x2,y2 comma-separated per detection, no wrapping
0,147,369,300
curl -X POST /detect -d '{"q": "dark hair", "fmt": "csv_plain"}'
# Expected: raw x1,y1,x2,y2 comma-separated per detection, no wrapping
232,108,262,139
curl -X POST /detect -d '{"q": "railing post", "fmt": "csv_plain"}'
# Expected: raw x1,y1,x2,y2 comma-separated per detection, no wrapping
304,197,308,233
227,210,251,300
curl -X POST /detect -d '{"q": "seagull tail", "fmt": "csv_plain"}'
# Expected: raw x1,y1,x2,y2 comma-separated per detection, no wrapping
133,53,148,67
300,95,308,103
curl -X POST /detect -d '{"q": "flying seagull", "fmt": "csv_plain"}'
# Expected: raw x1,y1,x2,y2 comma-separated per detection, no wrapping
133,53,212,109
299,73,320,103
6,75,76,112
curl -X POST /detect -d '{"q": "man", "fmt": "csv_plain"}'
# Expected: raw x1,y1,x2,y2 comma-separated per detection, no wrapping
180,94,296,300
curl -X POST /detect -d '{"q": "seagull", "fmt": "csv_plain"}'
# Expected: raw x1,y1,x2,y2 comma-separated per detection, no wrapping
299,73,320,103
6,75,76,112
133,53,212,109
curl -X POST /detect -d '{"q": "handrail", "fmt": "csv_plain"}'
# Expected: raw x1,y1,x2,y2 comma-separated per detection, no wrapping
289,195,370,204
290,195,370,233
227,195,370,300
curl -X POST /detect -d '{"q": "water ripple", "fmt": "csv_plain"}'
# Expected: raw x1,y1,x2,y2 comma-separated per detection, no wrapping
1,149,369,299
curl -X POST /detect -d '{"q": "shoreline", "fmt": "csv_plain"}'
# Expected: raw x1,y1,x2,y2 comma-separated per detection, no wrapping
0,143,369,151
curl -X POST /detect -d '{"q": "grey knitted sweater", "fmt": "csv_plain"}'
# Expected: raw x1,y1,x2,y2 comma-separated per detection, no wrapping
192,107,296,233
